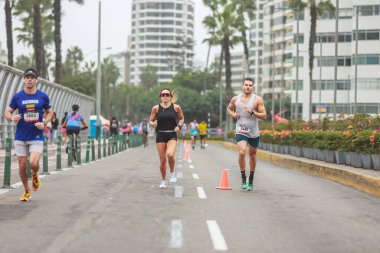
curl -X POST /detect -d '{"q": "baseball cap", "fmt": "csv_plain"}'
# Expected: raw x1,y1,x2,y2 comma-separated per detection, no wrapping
24,68,38,78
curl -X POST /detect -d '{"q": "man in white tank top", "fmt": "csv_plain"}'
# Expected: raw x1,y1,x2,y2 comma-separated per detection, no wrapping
227,78,267,191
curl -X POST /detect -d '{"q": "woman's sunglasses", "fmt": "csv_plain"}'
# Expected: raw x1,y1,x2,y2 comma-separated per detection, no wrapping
160,93,171,97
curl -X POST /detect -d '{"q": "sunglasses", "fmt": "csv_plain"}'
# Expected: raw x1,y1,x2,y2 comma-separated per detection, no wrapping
160,93,171,97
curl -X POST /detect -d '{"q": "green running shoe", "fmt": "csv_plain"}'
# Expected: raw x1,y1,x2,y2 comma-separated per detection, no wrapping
247,183,254,191
241,181,247,190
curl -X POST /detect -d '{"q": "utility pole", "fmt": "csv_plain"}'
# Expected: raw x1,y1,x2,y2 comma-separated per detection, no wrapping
333,0,339,121
354,6,359,114
295,9,300,120
96,1,102,138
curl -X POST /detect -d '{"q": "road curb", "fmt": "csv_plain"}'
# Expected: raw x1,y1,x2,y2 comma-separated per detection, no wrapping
222,142,380,197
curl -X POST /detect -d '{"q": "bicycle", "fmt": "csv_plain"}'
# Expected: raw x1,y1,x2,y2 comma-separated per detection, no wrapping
66,126,88,161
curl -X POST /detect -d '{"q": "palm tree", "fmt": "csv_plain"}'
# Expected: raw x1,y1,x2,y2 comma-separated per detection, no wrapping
4,0,15,66
288,0,335,120
53,0,84,83
203,0,241,103
33,0,47,78
233,0,255,75
64,45,83,75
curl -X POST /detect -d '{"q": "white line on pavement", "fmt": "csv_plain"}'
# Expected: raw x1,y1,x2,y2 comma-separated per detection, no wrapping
177,172,183,178
170,219,183,248
206,220,228,251
192,174,199,179
189,165,194,169
197,187,206,199
175,186,183,198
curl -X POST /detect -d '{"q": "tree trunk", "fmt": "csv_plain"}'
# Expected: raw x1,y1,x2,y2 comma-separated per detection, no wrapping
53,0,62,83
223,35,233,103
203,43,212,92
242,29,250,74
33,0,47,78
4,0,14,66
308,3,317,121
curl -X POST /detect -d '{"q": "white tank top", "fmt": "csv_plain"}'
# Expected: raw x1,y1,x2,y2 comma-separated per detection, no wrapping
235,94,259,138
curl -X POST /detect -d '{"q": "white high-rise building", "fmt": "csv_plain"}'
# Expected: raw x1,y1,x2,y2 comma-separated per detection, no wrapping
291,0,380,120
130,0,194,85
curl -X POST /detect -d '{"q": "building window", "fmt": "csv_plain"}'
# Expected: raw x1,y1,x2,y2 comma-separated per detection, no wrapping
353,54,380,65
294,34,304,43
291,80,303,90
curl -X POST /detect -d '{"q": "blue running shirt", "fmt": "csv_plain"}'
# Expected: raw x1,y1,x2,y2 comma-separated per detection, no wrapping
66,112,84,127
9,89,51,141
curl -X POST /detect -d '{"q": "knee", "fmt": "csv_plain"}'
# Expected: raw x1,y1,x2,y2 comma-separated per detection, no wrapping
239,150,246,157
30,161,39,169
160,157,167,165
167,153,175,160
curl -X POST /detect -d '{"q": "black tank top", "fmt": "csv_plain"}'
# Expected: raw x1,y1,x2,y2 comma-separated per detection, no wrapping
157,103,178,132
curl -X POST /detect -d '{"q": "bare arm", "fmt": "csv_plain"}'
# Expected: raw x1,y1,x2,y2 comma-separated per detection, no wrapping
5,107,20,122
253,97,267,120
149,105,158,127
174,105,184,133
226,96,240,120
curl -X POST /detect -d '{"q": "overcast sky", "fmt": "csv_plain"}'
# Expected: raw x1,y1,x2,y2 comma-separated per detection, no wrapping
0,0,221,68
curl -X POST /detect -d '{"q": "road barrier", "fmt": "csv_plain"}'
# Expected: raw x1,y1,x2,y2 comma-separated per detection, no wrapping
43,138,49,175
85,137,90,163
103,137,107,158
2,138,12,188
77,136,82,165
56,136,62,170
91,138,95,161
67,136,73,167
98,137,101,159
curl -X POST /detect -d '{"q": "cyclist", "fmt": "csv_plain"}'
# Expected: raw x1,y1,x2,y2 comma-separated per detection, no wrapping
5,68,53,201
62,104,88,161
110,117,119,136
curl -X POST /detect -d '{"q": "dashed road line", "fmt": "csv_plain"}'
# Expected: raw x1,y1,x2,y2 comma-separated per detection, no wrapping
192,173,199,179
175,186,183,198
169,219,183,248
197,187,207,199
189,165,194,169
206,220,228,251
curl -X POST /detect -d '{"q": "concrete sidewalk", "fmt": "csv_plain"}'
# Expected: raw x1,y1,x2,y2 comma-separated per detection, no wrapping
223,142,380,197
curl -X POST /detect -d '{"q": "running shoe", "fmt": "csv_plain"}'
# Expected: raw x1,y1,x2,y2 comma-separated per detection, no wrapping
241,181,247,190
247,183,254,191
159,180,167,189
32,175,41,191
169,172,177,183
20,191,31,201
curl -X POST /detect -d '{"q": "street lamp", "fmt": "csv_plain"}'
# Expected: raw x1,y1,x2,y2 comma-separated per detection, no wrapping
96,0,102,139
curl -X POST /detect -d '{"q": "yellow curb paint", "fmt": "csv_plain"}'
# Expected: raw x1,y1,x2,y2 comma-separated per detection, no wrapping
222,142,380,197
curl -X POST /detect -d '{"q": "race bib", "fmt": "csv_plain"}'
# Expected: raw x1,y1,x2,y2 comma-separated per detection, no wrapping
237,126,253,135
24,110,39,122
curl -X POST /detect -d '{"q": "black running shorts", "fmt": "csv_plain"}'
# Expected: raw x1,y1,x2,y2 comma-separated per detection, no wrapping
156,132,177,143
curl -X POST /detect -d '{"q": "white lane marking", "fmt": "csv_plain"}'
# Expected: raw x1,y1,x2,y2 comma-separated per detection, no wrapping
188,159,192,163
189,165,194,169
192,174,199,179
0,189,11,194
197,187,206,199
175,186,183,198
206,220,228,251
177,172,183,178
170,219,183,248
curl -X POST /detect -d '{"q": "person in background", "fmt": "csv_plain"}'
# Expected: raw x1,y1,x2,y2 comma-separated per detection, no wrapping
189,119,199,150
140,119,149,147
61,112,68,145
198,120,208,149
110,117,119,136
50,112,59,145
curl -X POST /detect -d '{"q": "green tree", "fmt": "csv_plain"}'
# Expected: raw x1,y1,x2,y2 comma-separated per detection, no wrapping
4,0,15,66
203,0,241,103
234,0,255,74
15,54,34,70
139,65,158,90
15,0,54,78
100,57,120,118
53,0,84,83
63,45,83,76
60,71,96,96
288,0,335,119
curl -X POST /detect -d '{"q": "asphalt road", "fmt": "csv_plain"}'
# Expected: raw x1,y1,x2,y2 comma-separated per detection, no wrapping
1,140,380,253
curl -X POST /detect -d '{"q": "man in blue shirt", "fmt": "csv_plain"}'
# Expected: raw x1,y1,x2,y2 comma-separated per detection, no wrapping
5,68,53,201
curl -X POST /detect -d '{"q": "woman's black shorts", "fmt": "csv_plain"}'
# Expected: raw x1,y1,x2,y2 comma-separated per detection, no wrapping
156,132,177,143
66,126,80,136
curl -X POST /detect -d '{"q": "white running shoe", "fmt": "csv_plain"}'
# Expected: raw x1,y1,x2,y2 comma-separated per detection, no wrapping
169,172,177,183
159,180,167,189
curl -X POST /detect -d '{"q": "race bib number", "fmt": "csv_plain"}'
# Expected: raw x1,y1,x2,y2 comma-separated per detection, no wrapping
237,126,253,135
24,110,39,122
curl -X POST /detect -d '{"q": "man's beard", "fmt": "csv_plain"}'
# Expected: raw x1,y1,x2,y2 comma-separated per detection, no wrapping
26,83,35,89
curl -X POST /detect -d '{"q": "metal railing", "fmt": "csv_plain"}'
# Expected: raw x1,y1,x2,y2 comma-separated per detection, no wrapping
0,63,95,148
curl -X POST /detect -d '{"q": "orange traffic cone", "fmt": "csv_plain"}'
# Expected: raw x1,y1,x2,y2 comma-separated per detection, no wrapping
187,144,191,152
216,169,232,190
